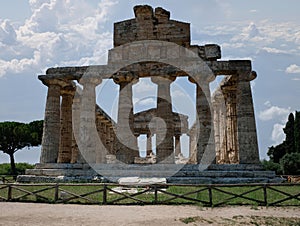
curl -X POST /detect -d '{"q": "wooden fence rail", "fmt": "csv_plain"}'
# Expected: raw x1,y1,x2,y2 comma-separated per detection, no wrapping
0,183,299,207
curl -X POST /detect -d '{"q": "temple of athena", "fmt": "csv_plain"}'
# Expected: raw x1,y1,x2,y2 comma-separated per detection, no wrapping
18,5,280,184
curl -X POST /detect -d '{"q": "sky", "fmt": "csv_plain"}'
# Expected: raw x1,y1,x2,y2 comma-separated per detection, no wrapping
0,0,299,164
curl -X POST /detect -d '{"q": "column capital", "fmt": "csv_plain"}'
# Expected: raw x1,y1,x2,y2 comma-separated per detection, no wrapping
151,76,176,84
61,85,76,96
174,134,181,139
40,77,72,88
188,74,215,84
113,71,139,85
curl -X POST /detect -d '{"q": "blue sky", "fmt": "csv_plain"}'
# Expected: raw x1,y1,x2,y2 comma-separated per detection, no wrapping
0,0,299,163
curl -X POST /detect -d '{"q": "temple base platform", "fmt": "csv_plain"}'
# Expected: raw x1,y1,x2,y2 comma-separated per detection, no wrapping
17,163,283,184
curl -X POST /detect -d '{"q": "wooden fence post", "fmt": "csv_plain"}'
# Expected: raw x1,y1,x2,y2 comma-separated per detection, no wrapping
103,184,107,204
8,185,12,201
154,185,158,204
54,184,59,203
208,185,213,207
263,184,267,206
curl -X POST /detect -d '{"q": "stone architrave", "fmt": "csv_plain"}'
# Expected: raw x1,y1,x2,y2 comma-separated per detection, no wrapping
40,80,61,163
151,76,175,163
58,85,75,163
236,71,260,164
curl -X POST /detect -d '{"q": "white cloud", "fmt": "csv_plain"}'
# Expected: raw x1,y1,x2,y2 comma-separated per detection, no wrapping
264,101,272,108
231,22,265,42
134,79,156,94
261,47,290,54
285,64,300,74
0,20,17,45
135,97,156,106
258,104,291,122
244,22,260,39
271,123,285,145
0,0,117,78
172,89,187,98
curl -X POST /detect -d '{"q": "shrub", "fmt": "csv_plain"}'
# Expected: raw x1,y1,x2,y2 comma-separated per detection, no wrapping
261,159,282,175
280,153,300,175
0,163,34,175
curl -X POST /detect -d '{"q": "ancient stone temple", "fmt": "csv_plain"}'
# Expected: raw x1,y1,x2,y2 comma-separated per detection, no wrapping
18,5,280,183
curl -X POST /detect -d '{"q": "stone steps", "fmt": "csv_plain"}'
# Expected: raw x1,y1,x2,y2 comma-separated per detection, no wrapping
34,163,264,171
27,169,273,177
18,163,281,184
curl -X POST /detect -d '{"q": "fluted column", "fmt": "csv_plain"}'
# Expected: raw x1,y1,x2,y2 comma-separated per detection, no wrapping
217,99,227,164
236,71,260,164
105,123,111,150
71,88,85,164
151,76,175,163
212,98,221,163
225,91,238,163
58,86,75,163
108,126,114,154
79,77,105,163
40,80,61,163
113,72,139,163
189,77,215,164
174,135,181,156
146,133,152,156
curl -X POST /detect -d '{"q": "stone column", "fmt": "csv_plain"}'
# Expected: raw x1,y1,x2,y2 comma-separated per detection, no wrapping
109,126,115,155
186,134,190,158
146,133,152,156
219,102,228,163
174,135,181,156
189,77,215,164
113,72,139,163
58,86,75,163
71,88,85,164
151,76,175,163
236,71,260,164
105,123,111,151
212,99,221,163
224,91,238,163
79,77,105,164
71,132,78,163
40,80,61,163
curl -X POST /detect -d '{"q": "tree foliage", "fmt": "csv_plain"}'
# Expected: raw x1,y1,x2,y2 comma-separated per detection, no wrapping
264,111,300,175
294,111,300,153
0,120,43,176
283,113,295,154
280,153,300,175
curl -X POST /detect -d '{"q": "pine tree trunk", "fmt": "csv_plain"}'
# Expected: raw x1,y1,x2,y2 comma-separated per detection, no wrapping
9,153,17,179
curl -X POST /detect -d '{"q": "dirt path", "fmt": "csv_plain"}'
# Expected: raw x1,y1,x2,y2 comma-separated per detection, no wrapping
0,203,299,226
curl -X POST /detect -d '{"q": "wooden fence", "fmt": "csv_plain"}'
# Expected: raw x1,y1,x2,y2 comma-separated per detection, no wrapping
0,183,299,206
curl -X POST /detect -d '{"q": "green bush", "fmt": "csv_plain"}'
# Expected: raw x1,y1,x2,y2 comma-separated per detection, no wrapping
280,152,300,175
261,159,283,175
0,163,34,175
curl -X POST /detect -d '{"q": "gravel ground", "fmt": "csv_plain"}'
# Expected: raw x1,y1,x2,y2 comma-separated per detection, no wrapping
0,203,299,226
